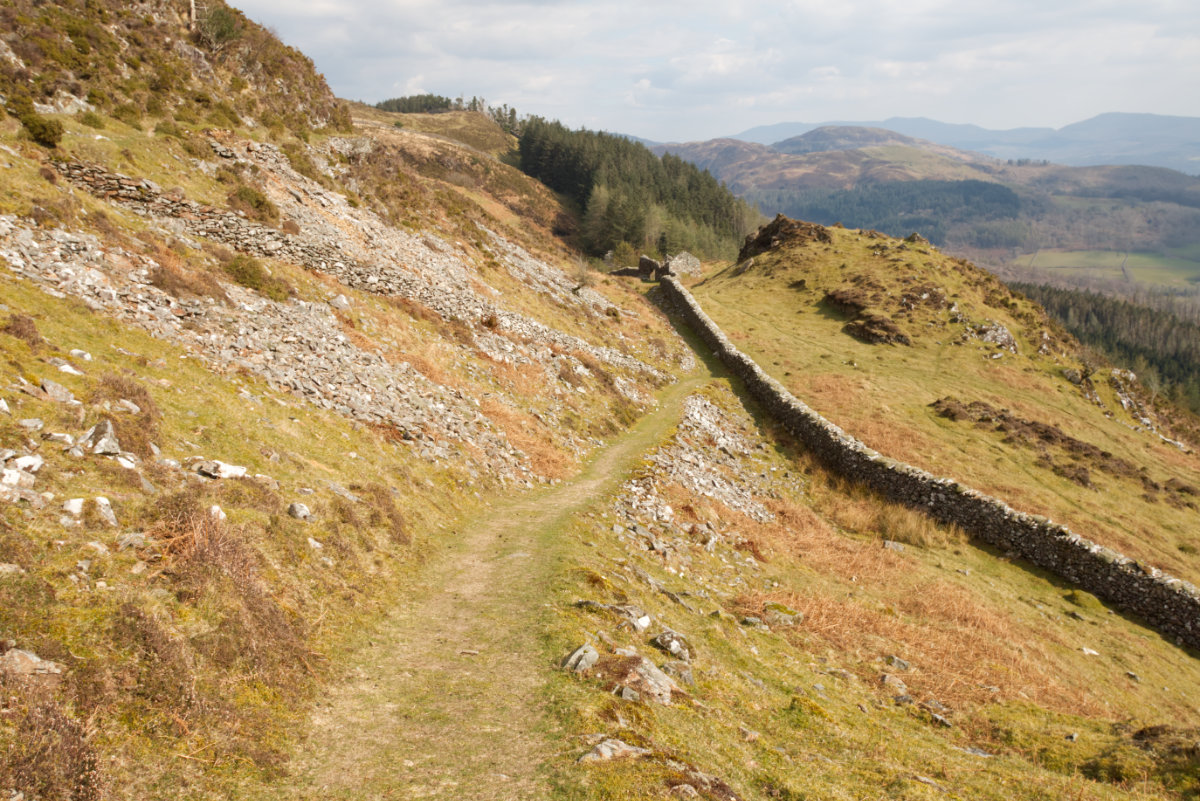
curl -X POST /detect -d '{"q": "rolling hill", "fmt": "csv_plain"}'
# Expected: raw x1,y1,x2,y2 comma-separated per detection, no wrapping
657,128,1200,305
730,113,1200,176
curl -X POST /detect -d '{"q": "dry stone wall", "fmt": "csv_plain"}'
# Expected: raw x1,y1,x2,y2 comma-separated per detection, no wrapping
661,275,1200,650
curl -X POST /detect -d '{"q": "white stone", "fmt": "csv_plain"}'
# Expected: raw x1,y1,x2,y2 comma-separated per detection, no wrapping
1,469,33,488
13,455,43,473
209,505,226,521
213,461,247,479
307,537,323,550
94,497,117,527
69,349,93,361
58,363,85,376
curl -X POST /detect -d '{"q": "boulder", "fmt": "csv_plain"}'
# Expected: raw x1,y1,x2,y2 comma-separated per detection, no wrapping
578,738,650,763
561,644,599,674
0,648,64,687
651,629,692,663
288,502,312,520
41,378,76,404
664,251,702,276
81,419,121,455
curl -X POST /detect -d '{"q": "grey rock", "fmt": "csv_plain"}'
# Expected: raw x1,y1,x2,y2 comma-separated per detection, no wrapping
577,738,650,763
12,454,43,473
329,293,351,310
94,496,118,527
662,660,694,686
885,654,911,671
40,378,76,403
764,601,802,627
880,674,909,695
117,532,146,551
622,657,682,705
0,648,64,687
882,540,905,553
960,746,993,758
82,419,121,455
561,644,599,673
1,468,35,489
195,459,247,479
651,629,692,663
18,418,43,431
0,563,25,577
616,685,641,702
287,502,312,521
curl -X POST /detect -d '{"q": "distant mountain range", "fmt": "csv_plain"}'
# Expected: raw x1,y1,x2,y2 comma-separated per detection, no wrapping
725,113,1200,176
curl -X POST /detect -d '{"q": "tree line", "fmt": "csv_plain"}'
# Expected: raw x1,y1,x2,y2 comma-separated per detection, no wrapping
374,94,520,134
1012,282,1200,412
747,180,1021,246
517,116,759,260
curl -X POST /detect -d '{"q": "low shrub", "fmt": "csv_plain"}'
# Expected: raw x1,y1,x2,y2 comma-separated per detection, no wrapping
222,254,291,302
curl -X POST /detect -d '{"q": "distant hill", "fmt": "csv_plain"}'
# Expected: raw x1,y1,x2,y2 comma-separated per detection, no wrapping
657,126,1200,298
730,113,1200,175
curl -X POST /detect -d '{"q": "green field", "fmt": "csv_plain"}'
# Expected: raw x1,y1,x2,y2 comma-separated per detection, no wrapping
1013,249,1200,287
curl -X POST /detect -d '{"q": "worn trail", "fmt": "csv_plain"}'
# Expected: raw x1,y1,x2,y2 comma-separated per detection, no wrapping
275,370,713,800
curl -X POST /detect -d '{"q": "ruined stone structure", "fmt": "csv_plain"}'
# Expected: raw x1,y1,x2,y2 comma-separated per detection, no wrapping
660,275,1200,650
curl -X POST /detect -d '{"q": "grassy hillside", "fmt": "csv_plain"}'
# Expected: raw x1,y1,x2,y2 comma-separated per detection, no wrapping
0,5,695,793
688,223,1200,589
2,2,1199,798
541,376,1200,800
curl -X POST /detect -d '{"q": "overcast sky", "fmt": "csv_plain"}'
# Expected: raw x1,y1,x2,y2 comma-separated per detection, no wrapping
236,0,1200,142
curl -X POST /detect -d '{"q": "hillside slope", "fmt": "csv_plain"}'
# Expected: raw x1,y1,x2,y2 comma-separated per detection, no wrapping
690,220,1200,587
1,3,1199,800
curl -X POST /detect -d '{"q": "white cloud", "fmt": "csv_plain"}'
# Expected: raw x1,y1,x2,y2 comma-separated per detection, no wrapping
235,0,1200,140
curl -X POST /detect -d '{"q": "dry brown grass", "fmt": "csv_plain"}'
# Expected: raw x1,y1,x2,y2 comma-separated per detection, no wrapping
2,313,44,349
333,310,378,352
148,259,227,302
730,492,1097,716
87,372,162,458
480,397,573,479
0,676,104,801
746,586,1097,716
489,359,552,399
393,347,454,388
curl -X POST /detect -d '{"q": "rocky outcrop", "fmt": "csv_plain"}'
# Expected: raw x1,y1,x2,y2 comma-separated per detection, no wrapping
660,275,1200,650
737,214,832,263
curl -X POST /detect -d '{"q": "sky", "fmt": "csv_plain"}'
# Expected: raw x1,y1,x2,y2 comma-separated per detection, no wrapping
235,0,1200,143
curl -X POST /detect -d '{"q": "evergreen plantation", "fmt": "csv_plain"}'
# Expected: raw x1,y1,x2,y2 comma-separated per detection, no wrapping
1013,282,1200,412
517,117,759,260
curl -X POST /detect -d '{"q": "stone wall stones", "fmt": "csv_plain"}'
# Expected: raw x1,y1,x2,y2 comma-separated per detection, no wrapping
660,275,1200,650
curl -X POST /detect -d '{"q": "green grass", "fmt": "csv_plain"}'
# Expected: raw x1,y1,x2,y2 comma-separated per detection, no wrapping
538,361,1200,800
689,226,1200,589
1015,249,1200,288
